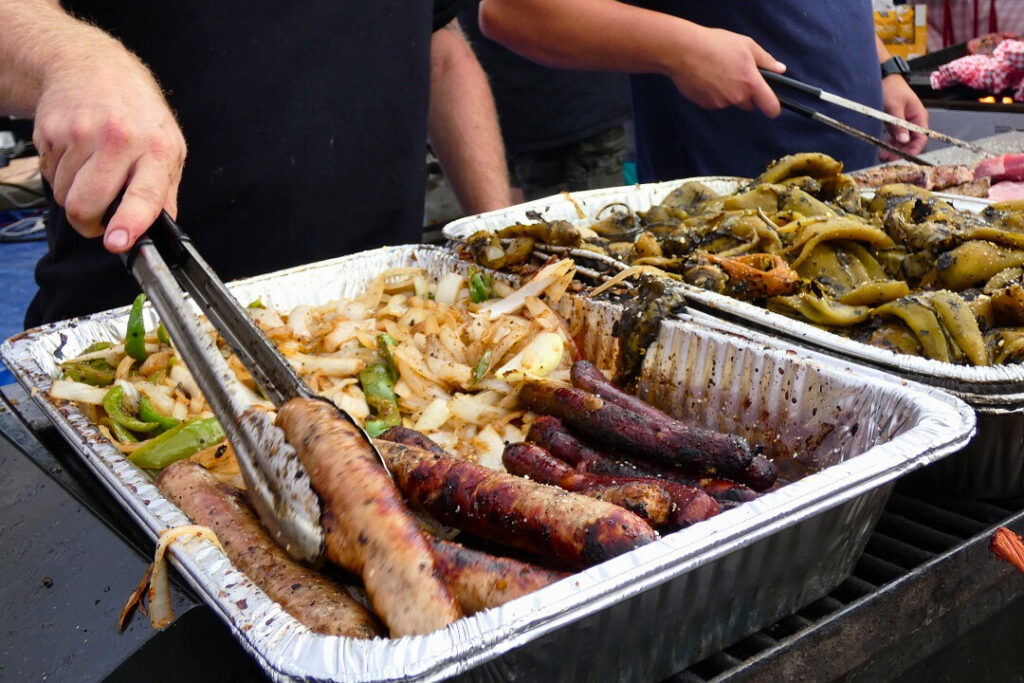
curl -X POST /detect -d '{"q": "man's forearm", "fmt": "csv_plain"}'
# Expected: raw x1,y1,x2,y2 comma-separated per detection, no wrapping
428,21,511,214
0,0,134,116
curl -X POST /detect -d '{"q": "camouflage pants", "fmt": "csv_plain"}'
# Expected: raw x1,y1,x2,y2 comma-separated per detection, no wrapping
510,124,628,202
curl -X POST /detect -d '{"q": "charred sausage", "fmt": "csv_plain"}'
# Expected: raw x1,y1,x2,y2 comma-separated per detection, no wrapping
276,397,462,636
379,425,446,456
568,361,777,490
502,442,673,526
374,439,658,569
157,460,384,638
527,416,754,508
519,381,754,478
429,538,568,614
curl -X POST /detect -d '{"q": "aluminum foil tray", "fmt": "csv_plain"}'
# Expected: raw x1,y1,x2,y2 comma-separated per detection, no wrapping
445,183,1024,499
1,244,975,681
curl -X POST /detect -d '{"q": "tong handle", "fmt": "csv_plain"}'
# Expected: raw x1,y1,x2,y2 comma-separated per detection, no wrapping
758,68,822,98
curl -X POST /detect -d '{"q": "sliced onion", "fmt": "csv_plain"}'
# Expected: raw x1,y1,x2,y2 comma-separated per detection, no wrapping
146,525,224,629
477,259,574,319
49,379,110,405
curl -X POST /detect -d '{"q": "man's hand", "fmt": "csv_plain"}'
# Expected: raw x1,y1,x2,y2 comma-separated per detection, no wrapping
34,52,186,252
878,75,928,161
667,26,786,118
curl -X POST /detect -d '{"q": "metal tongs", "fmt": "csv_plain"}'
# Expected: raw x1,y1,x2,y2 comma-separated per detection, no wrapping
759,69,991,165
122,211,384,564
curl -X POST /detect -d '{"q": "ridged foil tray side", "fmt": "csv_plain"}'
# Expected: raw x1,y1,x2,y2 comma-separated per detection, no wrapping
443,181,1022,400
1,244,976,681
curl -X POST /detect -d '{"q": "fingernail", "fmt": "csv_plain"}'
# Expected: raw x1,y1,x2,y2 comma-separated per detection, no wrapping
776,61,787,72
106,228,129,250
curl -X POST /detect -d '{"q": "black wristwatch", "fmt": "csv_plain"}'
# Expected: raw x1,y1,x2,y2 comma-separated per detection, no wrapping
880,55,911,80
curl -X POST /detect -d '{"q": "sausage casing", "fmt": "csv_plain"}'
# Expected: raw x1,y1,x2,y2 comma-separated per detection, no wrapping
277,397,461,636
375,439,658,569
157,460,384,638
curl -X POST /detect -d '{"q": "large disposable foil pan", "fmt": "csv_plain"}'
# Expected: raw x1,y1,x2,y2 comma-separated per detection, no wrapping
1,244,975,681
445,183,1024,499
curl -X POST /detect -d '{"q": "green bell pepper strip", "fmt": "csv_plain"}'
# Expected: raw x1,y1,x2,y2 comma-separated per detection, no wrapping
128,417,225,470
469,270,493,303
359,363,401,437
156,323,171,346
125,294,149,361
138,396,181,432
472,350,492,384
101,417,138,444
377,333,399,383
62,361,116,387
83,341,114,354
102,385,160,433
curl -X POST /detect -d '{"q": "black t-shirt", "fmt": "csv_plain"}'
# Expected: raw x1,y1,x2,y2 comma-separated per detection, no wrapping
458,1,631,155
27,2,461,327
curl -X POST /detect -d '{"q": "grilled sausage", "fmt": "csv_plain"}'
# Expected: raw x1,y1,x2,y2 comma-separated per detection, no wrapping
374,439,658,569
276,397,462,636
504,442,719,527
502,441,674,526
156,460,384,638
379,425,447,456
569,360,669,422
519,381,754,478
429,538,568,614
568,361,777,490
527,416,755,508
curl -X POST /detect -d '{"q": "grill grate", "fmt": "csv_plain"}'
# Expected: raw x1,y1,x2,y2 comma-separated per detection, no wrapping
669,488,1022,681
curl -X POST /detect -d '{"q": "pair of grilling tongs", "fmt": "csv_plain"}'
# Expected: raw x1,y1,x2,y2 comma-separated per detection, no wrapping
759,69,991,166
121,210,385,564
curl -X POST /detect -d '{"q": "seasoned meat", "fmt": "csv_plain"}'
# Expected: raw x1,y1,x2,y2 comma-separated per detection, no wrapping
276,397,461,636
429,537,568,614
502,441,674,526
374,439,658,569
157,460,384,638
519,381,754,478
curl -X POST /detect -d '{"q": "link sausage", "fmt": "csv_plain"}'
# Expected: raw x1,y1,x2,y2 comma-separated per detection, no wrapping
157,460,384,638
519,381,754,477
277,397,462,636
429,537,568,614
374,439,658,569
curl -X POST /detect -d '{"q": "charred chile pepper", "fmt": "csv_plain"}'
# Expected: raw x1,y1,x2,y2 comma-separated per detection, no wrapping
102,385,160,433
126,294,149,361
359,363,401,437
128,417,225,470
138,396,181,432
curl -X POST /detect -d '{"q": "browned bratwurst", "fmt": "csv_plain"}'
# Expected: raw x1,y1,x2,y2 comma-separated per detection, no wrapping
374,440,658,569
156,460,384,638
568,361,777,490
519,381,754,478
276,398,461,636
527,416,758,505
429,538,569,614
502,442,674,526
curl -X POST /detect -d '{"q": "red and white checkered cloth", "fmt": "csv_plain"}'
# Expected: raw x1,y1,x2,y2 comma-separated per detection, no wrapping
930,38,1024,99
927,0,1024,50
